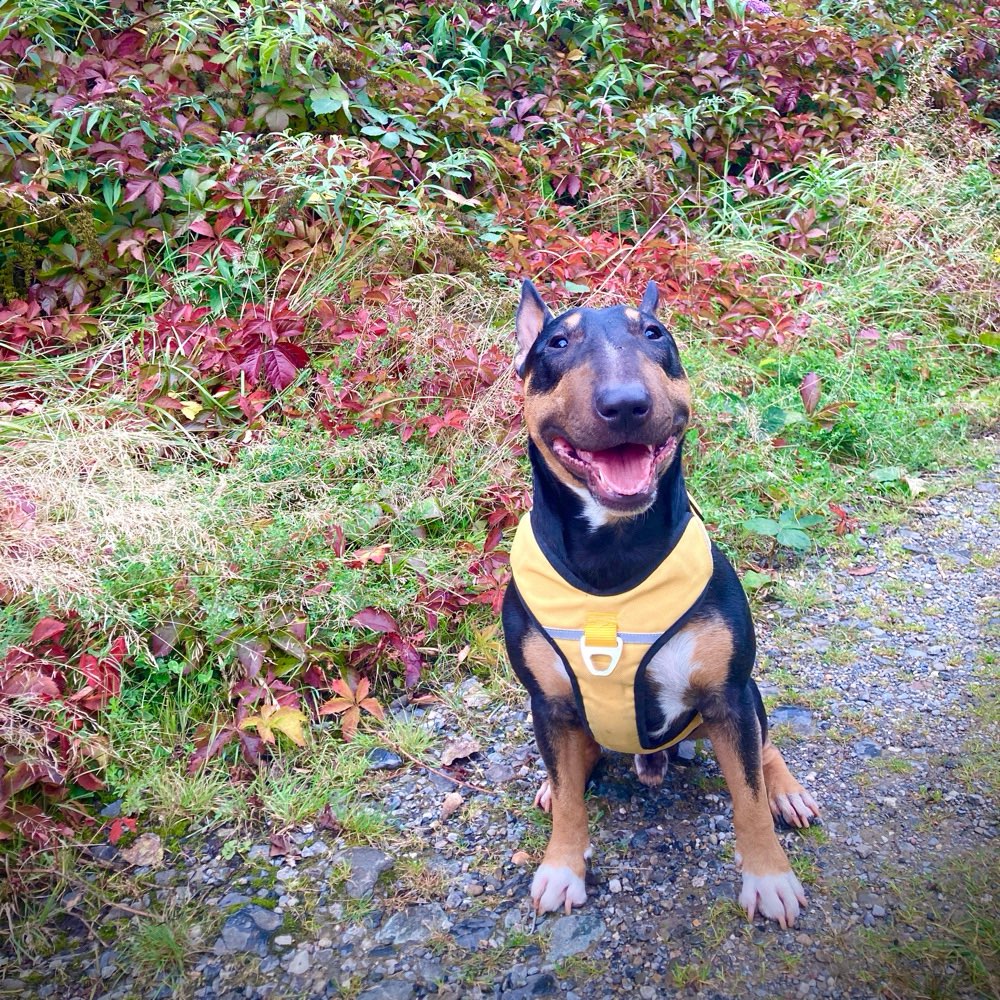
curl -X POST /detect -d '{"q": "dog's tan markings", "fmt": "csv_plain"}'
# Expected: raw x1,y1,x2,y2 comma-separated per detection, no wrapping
524,361,603,490
639,354,691,416
687,619,734,693
624,307,640,325
522,630,572,699
761,740,821,828
706,720,806,927
531,727,601,914
561,311,582,331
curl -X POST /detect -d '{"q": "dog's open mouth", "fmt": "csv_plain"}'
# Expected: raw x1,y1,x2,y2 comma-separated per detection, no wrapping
551,436,677,507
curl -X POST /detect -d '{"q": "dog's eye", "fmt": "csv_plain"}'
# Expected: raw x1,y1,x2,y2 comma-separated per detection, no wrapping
549,335,569,349
645,326,664,341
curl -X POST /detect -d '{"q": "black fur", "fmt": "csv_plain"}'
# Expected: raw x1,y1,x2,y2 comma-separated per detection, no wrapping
504,297,769,793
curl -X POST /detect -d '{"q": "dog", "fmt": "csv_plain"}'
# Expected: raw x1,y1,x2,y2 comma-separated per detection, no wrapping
501,279,820,928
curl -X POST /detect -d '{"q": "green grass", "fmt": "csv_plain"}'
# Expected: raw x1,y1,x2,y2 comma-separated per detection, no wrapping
843,848,1000,1000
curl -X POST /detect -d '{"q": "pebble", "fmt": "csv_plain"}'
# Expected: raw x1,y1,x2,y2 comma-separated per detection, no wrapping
547,914,607,962
335,846,395,899
367,747,404,771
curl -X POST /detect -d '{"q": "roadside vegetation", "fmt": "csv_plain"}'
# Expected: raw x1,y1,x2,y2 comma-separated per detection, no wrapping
1,0,998,985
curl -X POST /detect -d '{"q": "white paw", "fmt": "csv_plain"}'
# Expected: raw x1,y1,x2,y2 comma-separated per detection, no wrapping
739,869,807,928
531,863,587,914
534,780,552,812
771,790,821,828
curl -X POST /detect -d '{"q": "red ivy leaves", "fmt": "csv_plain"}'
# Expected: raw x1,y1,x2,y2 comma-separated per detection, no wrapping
350,607,425,688
0,621,128,843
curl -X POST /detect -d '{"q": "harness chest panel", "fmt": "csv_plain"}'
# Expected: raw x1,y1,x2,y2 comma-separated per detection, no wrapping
510,510,714,754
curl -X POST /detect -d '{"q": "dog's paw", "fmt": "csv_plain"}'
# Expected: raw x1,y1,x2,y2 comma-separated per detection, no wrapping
531,863,587,914
634,750,668,788
534,780,552,813
739,869,807,929
770,788,821,829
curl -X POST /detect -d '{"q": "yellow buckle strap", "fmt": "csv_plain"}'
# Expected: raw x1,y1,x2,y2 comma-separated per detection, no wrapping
584,612,618,647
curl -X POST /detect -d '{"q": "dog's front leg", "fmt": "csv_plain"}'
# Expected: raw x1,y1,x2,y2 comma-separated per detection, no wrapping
530,695,601,914
703,686,806,928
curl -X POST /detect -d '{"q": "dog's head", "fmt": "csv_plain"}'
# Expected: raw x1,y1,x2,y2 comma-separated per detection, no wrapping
514,279,690,516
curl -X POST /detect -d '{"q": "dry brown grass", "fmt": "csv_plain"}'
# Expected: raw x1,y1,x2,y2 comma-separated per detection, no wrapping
0,411,215,606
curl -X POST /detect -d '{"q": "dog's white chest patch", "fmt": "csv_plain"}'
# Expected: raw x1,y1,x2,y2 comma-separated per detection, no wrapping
646,630,697,735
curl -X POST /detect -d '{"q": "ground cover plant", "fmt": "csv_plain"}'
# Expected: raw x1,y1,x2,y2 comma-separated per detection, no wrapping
1,0,999,979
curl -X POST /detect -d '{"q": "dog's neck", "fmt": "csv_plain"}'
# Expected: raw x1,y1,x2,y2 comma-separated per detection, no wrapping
527,439,690,591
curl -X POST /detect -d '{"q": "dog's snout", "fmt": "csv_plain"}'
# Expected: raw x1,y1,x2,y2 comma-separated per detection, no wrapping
595,382,651,428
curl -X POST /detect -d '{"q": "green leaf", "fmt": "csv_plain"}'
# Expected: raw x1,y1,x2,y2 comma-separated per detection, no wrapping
742,517,779,537
564,280,590,293
761,405,787,434
741,570,774,591
796,515,825,528
379,131,401,149
310,85,350,115
871,466,905,483
776,527,811,551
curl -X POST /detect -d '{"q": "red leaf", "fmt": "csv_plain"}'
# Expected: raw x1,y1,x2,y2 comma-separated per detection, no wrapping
108,816,137,845
263,342,310,391
123,179,150,203
0,669,61,700
346,544,390,567
74,770,105,792
846,565,877,577
799,372,821,415
30,617,66,645
350,608,399,633
388,634,424,688
145,181,164,213
0,761,64,805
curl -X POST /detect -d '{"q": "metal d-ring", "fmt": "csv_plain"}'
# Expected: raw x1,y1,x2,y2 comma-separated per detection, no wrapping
579,635,623,676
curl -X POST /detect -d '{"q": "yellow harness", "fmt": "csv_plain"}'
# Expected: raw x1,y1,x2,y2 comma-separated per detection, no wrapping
509,507,713,754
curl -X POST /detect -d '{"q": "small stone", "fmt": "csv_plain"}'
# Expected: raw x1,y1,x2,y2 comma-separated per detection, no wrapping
358,981,416,1000
217,892,250,908
377,903,450,946
466,883,484,897
284,948,310,975
215,905,280,957
769,706,817,736
872,905,886,918
99,799,122,818
511,851,531,866
451,913,496,950
547,914,606,962
334,847,394,899
367,747,404,771
854,739,882,759
274,934,293,947
483,762,515,783
608,878,622,894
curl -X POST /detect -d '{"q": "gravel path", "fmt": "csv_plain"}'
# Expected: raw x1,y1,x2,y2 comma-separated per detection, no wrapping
4,468,998,1000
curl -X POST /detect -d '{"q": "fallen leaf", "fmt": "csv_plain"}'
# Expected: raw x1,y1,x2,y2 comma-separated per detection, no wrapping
799,372,821,415
240,704,308,747
846,565,877,577
441,734,481,767
315,804,342,832
905,476,927,497
120,832,163,867
441,791,464,819
269,833,292,858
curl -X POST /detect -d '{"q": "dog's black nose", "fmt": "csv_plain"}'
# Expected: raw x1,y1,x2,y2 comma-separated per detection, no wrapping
595,382,651,428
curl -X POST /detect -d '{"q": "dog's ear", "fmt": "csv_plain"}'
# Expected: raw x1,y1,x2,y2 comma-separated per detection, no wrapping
514,279,552,376
639,279,659,315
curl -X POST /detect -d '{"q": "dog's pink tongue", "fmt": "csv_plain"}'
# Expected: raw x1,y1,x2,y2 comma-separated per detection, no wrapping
586,444,653,495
